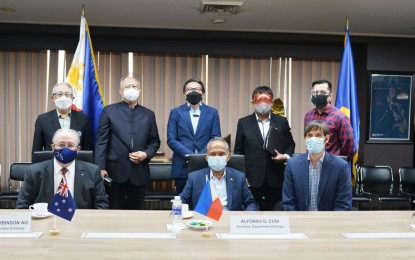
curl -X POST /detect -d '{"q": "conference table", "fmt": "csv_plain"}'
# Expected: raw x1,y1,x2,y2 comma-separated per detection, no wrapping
1,210,415,259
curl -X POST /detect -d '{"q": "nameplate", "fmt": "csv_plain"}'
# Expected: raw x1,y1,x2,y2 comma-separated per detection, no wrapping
0,214,31,233
230,215,290,234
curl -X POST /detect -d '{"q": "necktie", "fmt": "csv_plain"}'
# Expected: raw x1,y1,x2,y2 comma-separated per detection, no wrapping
61,167,68,180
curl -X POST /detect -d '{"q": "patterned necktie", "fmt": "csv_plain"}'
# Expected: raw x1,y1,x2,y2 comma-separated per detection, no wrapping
61,167,68,179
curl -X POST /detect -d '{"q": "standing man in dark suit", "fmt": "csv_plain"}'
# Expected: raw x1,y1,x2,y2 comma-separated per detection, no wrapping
95,73,160,209
234,86,295,211
17,129,108,209
282,120,352,211
32,82,92,158
167,79,221,194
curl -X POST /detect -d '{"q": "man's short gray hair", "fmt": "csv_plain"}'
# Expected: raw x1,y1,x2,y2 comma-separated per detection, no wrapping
120,72,141,88
52,82,73,95
52,129,80,146
206,137,230,152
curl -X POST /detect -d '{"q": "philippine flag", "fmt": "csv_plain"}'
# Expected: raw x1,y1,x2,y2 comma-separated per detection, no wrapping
194,180,223,221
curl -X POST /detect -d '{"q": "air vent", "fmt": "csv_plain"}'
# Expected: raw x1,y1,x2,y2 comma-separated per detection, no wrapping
201,1,243,15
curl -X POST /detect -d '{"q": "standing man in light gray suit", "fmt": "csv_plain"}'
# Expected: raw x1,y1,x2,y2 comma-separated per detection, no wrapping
17,129,108,209
167,79,221,194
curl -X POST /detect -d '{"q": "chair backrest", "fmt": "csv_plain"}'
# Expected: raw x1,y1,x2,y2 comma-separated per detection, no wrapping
360,165,393,194
149,163,173,181
399,167,415,193
187,154,245,173
32,150,94,163
9,162,30,181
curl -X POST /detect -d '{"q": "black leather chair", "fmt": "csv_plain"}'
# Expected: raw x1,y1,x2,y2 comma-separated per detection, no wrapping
143,163,175,210
186,154,245,173
32,150,94,163
351,163,372,210
0,162,31,205
398,167,415,209
360,165,411,210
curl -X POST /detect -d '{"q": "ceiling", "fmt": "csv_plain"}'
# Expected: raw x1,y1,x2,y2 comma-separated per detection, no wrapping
1,0,415,38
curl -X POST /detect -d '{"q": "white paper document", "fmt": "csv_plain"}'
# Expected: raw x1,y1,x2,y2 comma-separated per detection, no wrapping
0,232,42,238
216,233,307,240
342,232,415,239
81,232,176,239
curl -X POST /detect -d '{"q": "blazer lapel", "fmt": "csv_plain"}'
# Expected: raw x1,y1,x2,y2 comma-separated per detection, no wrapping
249,113,265,145
299,158,310,209
181,104,195,136
69,109,77,130
194,104,207,136
49,110,61,132
44,160,56,203
317,155,331,205
73,162,85,207
225,168,234,210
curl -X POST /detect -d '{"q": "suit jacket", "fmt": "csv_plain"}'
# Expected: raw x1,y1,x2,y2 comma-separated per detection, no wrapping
32,109,92,156
94,102,160,186
167,103,221,179
282,153,352,211
234,113,295,188
16,160,108,209
180,167,259,211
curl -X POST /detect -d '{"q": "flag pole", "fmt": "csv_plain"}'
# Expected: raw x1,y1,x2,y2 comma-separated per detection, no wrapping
49,215,60,236
82,4,85,16
202,216,212,238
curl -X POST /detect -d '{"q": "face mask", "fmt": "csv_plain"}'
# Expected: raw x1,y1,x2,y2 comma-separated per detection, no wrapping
311,95,329,109
186,91,202,105
207,156,227,172
53,147,78,164
254,103,272,115
54,96,73,110
305,137,325,154
123,88,140,102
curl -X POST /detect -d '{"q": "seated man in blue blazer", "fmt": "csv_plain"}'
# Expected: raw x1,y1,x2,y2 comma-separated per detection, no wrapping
282,120,352,211
17,129,108,209
180,138,259,211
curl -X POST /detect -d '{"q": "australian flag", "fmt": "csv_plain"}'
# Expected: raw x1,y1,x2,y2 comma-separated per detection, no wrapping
48,176,76,221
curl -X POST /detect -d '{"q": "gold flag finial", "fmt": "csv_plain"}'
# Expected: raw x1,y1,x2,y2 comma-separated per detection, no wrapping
82,4,85,16
346,17,349,30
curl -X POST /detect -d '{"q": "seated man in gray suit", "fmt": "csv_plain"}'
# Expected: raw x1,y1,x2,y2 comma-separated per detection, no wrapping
180,137,259,211
282,120,352,211
17,129,108,209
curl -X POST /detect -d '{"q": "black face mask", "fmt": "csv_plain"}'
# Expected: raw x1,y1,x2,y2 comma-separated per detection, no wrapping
311,94,329,109
186,91,202,105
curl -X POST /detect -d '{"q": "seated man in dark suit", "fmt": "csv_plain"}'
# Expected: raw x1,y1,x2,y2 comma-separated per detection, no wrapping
17,129,108,209
282,120,352,211
180,137,259,211
32,82,92,158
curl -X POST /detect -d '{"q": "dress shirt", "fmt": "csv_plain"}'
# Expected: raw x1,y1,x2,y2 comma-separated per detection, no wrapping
57,110,71,129
307,153,325,211
188,103,202,152
255,113,271,140
53,159,75,197
210,169,228,210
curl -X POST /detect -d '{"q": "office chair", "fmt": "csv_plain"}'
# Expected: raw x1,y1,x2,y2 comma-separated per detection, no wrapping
351,163,372,210
0,162,31,206
143,163,175,210
32,150,94,163
360,165,411,210
398,167,415,209
186,154,245,173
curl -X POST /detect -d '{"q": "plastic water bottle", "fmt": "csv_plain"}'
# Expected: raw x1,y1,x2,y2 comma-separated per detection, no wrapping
171,196,182,233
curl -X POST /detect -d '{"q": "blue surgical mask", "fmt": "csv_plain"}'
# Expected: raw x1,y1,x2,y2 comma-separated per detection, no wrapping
207,156,228,171
305,137,325,154
53,147,78,164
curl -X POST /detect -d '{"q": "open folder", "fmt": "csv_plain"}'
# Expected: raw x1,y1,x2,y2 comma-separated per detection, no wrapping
263,127,290,156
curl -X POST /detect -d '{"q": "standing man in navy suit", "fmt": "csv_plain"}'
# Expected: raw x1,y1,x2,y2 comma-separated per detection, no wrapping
32,82,92,158
167,79,221,194
234,86,295,211
95,73,160,209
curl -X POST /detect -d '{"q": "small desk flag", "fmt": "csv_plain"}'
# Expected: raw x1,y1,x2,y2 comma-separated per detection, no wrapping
48,176,76,221
194,180,223,221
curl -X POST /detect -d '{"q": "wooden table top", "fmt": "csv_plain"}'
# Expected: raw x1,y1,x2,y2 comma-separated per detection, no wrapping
1,210,415,259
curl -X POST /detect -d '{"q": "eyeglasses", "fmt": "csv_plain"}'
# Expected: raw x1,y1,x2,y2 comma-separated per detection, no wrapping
185,87,203,92
54,143,77,150
123,85,140,90
311,90,330,96
53,92,73,98
253,97,272,104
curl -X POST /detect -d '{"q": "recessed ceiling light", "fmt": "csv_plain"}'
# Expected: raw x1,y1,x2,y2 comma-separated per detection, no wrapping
0,7,16,12
211,18,225,24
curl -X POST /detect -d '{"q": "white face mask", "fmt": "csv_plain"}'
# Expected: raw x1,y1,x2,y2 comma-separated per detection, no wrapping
54,96,73,110
254,103,272,115
123,88,140,102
